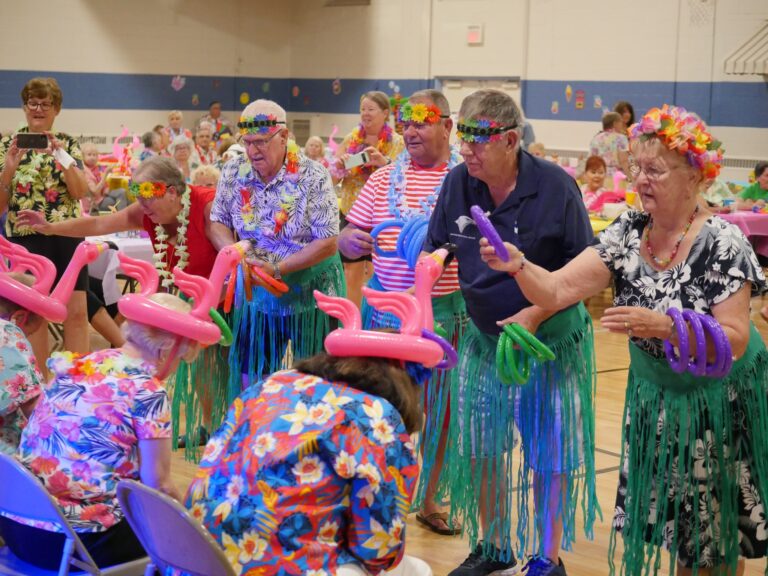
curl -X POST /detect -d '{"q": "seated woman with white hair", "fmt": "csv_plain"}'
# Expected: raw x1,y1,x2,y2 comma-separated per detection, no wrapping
0,248,238,570
169,135,194,182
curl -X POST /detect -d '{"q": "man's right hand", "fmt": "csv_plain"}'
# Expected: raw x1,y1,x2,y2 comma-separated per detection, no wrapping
340,227,374,260
16,210,51,234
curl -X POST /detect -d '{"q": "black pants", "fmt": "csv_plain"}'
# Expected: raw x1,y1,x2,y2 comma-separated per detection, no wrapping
0,516,146,570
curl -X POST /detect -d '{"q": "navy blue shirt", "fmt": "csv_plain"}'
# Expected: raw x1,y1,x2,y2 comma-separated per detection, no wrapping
425,150,592,335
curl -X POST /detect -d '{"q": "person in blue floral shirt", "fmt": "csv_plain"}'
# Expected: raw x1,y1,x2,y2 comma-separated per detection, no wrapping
186,354,423,576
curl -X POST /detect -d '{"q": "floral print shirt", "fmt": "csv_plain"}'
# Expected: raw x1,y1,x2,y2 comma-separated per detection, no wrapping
593,211,766,357
15,349,171,532
0,127,84,237
588,130,628,175
0,320,42,455
185,370,418,576
210,154,339,265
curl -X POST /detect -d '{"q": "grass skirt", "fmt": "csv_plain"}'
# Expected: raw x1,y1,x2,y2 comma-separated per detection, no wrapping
445,303,598,561
362,273,468,509
610,324,768,575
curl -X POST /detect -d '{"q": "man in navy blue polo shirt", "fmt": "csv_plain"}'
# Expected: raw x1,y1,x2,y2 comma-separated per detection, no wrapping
426,89,597,576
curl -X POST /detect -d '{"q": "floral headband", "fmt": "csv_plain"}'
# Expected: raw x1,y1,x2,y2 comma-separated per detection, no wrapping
629,104,724,179
397,103,447,125
128,181,168,200
237,114,286,135
456,118,517,143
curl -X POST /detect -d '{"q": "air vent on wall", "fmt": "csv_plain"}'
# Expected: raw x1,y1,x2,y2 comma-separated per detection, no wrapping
324,0,370,6
290,119,311,146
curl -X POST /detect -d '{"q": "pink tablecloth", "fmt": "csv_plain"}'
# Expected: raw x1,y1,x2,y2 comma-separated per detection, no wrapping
721,212,768,257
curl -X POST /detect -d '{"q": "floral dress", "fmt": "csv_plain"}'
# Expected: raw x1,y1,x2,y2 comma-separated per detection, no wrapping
593,210,768,568
185,369,418,576
0,320,42,455
13,349,171,533
0,128,83,237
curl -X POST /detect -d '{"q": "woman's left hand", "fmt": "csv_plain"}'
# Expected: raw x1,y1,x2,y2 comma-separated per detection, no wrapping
601,306,672,339
248,257,276,278
364,146,389,168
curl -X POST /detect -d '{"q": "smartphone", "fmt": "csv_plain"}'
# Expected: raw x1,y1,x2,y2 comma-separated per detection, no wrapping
344,151,370,170
16,133,48,150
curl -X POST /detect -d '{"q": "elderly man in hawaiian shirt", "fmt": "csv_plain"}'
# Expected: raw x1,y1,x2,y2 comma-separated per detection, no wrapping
208,99,344,386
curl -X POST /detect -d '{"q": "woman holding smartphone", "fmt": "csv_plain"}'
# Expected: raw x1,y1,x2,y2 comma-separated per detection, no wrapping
333,91,404,309
0,77,90,375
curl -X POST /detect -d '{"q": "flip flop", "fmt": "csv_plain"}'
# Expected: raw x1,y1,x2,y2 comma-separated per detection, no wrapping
415,511,462,536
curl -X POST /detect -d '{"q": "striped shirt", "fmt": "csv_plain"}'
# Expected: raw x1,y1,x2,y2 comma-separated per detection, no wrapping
346,159,461,295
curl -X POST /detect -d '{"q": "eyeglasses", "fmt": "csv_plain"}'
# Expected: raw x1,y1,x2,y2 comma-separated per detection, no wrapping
242,130,281,151
25,101,53,112
629,157,683,182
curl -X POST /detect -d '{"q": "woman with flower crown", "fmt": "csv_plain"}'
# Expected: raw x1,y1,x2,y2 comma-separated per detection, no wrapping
333,91,405,310
207,99,344,393
16,155,223,455
481,104,768,576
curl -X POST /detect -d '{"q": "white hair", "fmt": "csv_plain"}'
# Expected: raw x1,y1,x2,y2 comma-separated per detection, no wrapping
241,99,287,123
122,293,195,364
169,135,192,153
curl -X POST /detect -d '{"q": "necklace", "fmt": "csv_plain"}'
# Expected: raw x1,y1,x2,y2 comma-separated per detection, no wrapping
345,123,394,177
387,147,462,219
152,189,191,289
643,204,699,269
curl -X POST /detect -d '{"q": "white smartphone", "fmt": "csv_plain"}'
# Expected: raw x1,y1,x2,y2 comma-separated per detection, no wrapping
344,151,370,170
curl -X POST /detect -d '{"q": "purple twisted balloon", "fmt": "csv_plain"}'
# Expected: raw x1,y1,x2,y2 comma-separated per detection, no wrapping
664,308,690,374
421,329,458,370
470,205,509,262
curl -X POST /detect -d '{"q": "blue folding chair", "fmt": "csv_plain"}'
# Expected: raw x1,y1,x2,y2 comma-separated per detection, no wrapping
0,453,148,576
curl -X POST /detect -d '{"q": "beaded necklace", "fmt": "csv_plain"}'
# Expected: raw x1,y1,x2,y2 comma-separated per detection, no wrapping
345,123,394,177
238,140,301,238
387,147,462,219
152,188,192,289
643,204,699,269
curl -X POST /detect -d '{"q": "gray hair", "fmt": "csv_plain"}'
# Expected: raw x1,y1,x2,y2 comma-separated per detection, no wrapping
168,135,193,153
241,99,287,123
409,89,451,117
602,111,622,130
121,293,193,364
133,156,186,192
458,89,524,142
196,121,214,135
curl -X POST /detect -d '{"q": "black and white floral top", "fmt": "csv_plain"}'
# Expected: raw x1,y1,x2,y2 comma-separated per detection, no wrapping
592,210,766,358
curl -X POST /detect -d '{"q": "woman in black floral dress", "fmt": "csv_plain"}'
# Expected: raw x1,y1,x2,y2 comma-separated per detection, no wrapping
479,105,768,576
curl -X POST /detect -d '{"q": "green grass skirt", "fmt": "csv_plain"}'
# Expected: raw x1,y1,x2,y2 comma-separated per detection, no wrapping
362,273,468,510
609,325,768,576
444,302,599,561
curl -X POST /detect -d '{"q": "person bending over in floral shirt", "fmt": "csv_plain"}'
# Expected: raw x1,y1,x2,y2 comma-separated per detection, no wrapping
0,273,44,455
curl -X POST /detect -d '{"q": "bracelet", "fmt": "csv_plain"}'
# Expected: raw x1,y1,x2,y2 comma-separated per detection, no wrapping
509,255,526,277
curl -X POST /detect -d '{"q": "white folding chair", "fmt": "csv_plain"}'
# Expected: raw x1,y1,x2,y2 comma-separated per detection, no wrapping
116,480,236,576
337,555,434,576
0,453,148,576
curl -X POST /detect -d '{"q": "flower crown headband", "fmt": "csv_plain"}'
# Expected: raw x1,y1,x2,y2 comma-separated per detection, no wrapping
397,103,448,125
456,118,517,143
238,114,286,135
629,104,724,179
128,181,168,200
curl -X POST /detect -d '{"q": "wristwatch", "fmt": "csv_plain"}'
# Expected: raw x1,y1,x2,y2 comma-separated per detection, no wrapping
273,262,282,280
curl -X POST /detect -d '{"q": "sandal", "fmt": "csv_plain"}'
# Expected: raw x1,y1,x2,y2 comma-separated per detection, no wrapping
415,511,462,536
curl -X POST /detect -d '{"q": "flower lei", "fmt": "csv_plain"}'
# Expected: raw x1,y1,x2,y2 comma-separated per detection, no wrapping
237,114,286,135
128,181,167,201
397,103,445,125
152,187,191,289
456,117,517,144
629,104,723,179
345,123,394,177
387,147,463,219
238,140,301,237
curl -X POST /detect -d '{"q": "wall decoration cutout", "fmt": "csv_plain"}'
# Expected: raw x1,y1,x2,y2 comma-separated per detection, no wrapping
575,90,585,110
239,92,250,105
171,75,186,91
565,84,573,103
191,94,200,106
262,82,270,93
593,95,603,109
332,78,342,95
292,86,300,98
212,79,221,90
551,101,559,115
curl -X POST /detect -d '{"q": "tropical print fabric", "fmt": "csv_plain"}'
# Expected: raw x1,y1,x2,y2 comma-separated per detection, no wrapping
0,320,42,455
15,349,171,532
186,369,418,576
0,127,83,237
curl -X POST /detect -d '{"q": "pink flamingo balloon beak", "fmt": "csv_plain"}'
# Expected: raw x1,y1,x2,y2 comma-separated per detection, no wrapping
117,252,158,295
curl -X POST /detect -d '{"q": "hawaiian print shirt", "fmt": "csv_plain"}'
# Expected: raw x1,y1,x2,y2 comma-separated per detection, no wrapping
588,130,628,175
0,320,42,455
186,370,418,576
211,152,339,265
15,349,171,533
0,127,84,237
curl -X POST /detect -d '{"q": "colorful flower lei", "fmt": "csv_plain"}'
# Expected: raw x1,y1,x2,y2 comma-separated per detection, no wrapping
629,104,723,179
397,103,445,125
151,187,191,289
345,123,394,177
128,181,167,200
388,147,463,220
456,118,517,144
238,114,286,136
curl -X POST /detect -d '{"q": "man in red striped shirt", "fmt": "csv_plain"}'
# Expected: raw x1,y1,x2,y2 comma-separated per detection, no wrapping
340,89,466,537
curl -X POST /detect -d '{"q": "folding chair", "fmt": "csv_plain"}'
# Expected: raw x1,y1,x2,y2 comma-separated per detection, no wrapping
116,480,236,576
0,453,148,576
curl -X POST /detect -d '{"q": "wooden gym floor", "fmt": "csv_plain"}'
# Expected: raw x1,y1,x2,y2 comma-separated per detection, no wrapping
154,289,768,576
